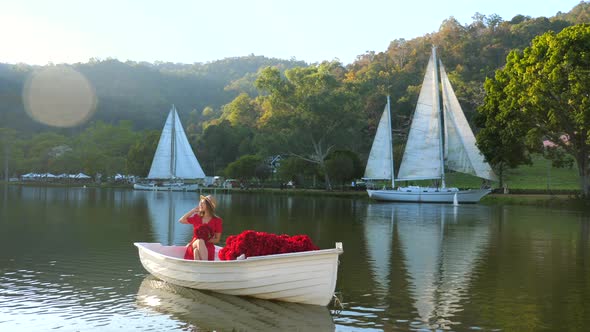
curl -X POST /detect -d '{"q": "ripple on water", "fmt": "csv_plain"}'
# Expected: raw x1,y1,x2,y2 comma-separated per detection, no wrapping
0,255,146,330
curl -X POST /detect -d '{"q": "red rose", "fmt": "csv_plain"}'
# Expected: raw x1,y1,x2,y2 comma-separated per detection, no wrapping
218,230,319,260
195,224,213,241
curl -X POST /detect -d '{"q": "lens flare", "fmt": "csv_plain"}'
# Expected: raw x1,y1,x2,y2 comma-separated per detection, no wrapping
23,66,97,128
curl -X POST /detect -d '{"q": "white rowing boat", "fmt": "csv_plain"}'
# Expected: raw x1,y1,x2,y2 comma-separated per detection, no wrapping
134,242,343,306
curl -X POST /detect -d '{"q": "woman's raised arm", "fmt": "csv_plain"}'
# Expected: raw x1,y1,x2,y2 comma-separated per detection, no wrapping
179,206,200,224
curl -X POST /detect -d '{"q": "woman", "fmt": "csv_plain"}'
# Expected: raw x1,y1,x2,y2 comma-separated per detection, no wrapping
179,195,222,260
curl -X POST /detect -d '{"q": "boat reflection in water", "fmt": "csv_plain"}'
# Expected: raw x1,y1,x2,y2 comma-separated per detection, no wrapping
136,276,336,331
364,203,491,330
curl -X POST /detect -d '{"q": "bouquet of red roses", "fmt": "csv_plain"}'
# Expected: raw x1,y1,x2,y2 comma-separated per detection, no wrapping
218,230,319,260
195,224,213,241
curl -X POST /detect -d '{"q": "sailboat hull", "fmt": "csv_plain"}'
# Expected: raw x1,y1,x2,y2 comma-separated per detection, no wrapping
133,183,200,192
367,188,491,203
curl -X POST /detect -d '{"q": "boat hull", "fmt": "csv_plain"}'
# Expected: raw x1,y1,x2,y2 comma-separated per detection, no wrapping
134,242,343,306
133,183,199,191
367,187,491,203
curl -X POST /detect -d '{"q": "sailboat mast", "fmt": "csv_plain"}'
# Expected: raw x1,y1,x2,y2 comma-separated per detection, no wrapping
387,95,395,188
170,105,177,179
432,46,446,188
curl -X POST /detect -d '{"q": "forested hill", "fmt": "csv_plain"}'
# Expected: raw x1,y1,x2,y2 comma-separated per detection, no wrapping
1,1,590,181
0,55,307,132
1,3,588,136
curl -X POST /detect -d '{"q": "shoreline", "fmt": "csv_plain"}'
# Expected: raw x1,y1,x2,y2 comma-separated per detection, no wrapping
2,182,587,209
224,189,589,209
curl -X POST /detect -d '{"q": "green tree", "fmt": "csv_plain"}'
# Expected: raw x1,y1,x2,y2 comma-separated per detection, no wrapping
224,154,262,180
127,130,160,176
254,162,272,182
255,62,364,190
48,148,81,174
0,128,23,179
76,121,138,176
196,120,254,175
276,156,318,186
221,93,260,128
479,24,590,195
22,132,68,172
476,68,532,187
325,150,363,187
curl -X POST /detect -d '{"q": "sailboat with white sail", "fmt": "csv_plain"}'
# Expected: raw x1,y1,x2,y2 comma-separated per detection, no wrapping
364,47,496,203
134,105,206,191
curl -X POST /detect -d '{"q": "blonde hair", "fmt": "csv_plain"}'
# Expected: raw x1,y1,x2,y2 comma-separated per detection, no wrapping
199,195,218,218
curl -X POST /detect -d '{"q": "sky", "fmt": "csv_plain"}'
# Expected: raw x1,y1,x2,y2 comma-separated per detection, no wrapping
0,0,584,66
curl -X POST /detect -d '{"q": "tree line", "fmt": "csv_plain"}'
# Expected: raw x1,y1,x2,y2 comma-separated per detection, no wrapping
1,2,590,192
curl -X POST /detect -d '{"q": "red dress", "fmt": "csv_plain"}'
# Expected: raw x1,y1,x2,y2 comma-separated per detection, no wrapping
183,215,223,260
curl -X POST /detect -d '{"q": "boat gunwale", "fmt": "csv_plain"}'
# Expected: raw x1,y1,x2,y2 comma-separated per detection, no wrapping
134,242,343,265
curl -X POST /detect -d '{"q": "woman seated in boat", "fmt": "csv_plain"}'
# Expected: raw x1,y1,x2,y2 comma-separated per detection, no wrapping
179,195,222,260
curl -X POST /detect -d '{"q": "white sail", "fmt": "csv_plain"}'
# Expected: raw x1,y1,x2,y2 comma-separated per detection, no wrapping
363,99,393,181
364,47,496,203
396,52,443,181
147,106,206,180
440,64,497,181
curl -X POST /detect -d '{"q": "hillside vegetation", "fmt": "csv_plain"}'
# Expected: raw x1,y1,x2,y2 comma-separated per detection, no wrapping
1,2,589,192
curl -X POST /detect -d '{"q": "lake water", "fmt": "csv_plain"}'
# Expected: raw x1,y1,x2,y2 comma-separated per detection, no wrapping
0,185,588,331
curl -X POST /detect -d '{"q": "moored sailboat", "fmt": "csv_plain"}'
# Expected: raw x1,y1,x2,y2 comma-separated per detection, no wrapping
134,105,206,191
364,47,496,203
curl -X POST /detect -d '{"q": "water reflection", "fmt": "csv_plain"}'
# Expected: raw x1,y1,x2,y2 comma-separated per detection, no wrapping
363,203,491,330
136,276,335,331
135,191,207,246
2,185,589,331
1,184,7,217
140,191,180,245
363,203,394,297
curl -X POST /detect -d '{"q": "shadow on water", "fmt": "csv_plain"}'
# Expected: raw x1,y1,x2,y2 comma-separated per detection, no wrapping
136,275,335,331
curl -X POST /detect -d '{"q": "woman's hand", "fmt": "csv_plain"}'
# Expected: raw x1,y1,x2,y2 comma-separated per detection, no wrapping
209,232,221,244
179,206,201,224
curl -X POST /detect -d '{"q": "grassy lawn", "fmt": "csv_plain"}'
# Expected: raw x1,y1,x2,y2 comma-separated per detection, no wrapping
499,154,579,190
400,154,580,192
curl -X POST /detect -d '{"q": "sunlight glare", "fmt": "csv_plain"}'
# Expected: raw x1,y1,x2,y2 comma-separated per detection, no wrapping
22,66,97,128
